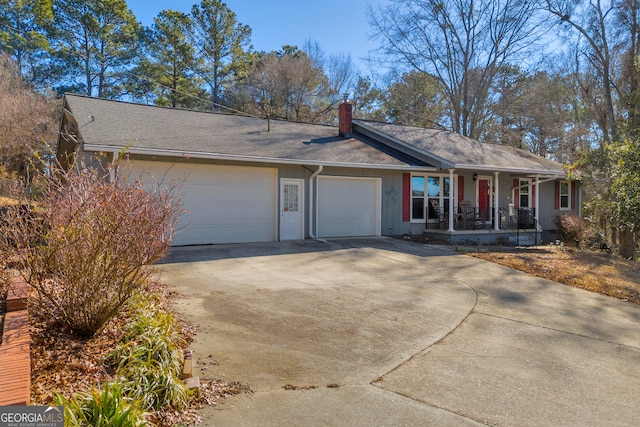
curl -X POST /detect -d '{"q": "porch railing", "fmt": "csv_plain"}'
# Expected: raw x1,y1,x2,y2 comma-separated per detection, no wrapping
425,205,537,232
500,207,538,245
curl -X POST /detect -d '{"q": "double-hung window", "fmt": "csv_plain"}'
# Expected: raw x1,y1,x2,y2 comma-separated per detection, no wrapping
559,181,571,210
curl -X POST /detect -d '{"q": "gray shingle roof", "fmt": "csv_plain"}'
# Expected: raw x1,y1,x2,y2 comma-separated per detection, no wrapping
355,121,567,176
61,94,567,176
62,94,430,170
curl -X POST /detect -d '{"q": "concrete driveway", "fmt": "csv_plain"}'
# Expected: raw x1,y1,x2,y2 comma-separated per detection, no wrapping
158,238,640,426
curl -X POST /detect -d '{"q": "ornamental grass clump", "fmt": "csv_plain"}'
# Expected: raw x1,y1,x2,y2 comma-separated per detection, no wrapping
0,166,181,337
55,382,147,427
107,303,192,410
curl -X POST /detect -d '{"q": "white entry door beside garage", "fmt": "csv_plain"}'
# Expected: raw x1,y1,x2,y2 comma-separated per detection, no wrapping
317,176,381,238
280,179,304,240
125,161,277,246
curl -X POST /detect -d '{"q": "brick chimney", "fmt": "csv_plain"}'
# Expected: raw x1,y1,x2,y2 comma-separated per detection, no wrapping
338,95,352,138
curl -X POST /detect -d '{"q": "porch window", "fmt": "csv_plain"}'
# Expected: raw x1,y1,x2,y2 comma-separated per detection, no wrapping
560,181,571,210
411,174,454,221
411,176,425,219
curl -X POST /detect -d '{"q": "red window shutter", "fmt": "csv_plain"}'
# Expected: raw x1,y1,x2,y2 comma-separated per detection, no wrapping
513,179,520,208
402,173,411,221
458,175,464,203
571,182,576,210
554,181,560,210
532,181,536,208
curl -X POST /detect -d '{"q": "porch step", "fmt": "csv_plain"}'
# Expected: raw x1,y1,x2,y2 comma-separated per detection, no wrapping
514,234,537,246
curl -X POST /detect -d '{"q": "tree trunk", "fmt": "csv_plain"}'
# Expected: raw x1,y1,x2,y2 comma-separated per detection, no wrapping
619,229,636,259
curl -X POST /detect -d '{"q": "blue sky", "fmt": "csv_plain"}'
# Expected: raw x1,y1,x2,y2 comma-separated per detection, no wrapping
126,0,385,71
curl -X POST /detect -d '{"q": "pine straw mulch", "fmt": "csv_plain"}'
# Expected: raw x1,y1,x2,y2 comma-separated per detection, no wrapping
29,281,250,426
468,245,640,304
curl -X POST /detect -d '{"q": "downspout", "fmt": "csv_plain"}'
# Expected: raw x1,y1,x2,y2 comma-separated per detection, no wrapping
308,165,324,240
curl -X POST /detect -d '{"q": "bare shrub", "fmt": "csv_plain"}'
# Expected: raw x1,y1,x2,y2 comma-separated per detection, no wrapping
555,214,609,251
1,166,181,337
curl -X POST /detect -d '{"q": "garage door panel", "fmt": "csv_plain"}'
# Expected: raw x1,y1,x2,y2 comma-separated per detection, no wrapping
126,161,276,245
317,176,381,238
180,223,275,243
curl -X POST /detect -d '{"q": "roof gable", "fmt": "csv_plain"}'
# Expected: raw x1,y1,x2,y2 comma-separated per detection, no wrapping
355,121,567,176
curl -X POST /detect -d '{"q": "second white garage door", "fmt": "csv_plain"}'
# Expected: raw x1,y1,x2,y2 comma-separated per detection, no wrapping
317,176,381,238
127,161,277,245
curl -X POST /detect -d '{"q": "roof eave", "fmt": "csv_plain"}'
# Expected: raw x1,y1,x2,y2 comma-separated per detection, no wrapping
455,163,567,177
83,144,438,172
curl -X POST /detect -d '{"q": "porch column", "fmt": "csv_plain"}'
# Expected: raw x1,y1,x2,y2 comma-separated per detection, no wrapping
535,175,540,229
448,169,455,232
109,152,119,183
493,171,500,231
578,184,583,218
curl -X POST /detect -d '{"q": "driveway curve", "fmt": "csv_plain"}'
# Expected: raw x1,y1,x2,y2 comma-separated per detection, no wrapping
158,238,640,426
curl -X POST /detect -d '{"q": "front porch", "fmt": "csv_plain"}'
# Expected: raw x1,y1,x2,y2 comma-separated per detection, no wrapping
424,205,540,246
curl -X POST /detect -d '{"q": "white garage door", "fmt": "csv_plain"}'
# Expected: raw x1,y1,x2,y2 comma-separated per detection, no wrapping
126,161,277,245
317,176,381,238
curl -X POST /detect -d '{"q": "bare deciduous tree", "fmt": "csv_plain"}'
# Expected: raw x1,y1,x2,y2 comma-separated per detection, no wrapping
545,0,640,257
0,54,58,180
369,0,548,139
239,47,332,123
546,0,620,143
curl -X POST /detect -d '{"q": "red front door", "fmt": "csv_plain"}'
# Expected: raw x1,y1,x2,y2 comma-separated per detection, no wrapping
478,178,491,221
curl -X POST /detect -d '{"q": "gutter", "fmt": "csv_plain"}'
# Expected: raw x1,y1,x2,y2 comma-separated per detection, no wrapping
82,144,435,172
308,165,325,241
457,164,567,177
